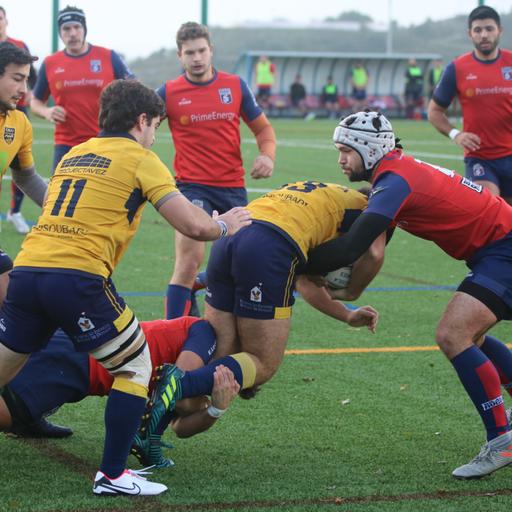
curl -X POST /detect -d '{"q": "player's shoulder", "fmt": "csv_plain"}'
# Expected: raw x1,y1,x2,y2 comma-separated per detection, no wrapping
6,36,26,48
453,52,474,66
499,49,512,61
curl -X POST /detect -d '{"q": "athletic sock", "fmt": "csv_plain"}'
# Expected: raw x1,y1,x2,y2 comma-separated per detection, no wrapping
10,182,24,214
100,388,146,478
180,353,256,398
480,335,512,398
165,284,191,319
451,346,509,441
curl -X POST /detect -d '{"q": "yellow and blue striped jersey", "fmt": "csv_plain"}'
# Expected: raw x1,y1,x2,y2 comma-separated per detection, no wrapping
248,181,367,261
15,134,178,277
0,109,34,174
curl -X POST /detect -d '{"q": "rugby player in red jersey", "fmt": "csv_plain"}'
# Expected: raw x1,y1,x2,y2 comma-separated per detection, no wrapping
428,6,512,204
30,5,134,172
157,22,276,320
305,110,512,480
0,317,240,469
0,6,38,234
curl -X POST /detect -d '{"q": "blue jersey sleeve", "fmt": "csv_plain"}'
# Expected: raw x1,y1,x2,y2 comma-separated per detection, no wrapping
156,84,166,102
111,50,136,79
432,61,456,108
365,172,412,220
32,61,50,101
239,78,263,121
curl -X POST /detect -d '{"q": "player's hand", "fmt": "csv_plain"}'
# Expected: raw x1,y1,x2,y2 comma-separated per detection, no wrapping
346,305,379,333
250,154,274,179
215,207,252,236
47,106,67,124
211,365,240,410
454,131,480,152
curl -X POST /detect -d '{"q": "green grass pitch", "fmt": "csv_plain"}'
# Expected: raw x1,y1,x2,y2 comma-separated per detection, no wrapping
1,118,512,511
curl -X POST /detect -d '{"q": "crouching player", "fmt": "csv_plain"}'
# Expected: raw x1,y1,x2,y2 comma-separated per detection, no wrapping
0,317,240,469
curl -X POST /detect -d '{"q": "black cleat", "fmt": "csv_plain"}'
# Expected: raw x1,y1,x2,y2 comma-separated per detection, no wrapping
9,417,74,438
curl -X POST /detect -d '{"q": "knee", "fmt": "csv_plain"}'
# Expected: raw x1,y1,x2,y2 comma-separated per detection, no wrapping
435,325,459,357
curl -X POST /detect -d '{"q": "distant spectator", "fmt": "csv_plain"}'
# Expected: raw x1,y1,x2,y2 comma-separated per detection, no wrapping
289,74,307,115
428,59,443,98
404,58,424,119
255,55,276,110
321,76,339,119
349,60,369,112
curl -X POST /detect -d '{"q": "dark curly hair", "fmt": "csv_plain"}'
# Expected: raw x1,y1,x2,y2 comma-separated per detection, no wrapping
468,6,500,29
99,79,165,133
0,42,37,77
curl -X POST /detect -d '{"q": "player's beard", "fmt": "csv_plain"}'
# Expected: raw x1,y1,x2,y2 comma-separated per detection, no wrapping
475,38,499,56
0,98,15,114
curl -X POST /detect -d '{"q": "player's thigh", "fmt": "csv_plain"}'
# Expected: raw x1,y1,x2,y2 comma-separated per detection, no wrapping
174,231,206,268
204,302,239,358
237,316,291,384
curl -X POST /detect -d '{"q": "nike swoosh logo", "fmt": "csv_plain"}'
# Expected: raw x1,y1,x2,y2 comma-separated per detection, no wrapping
101,482,141,495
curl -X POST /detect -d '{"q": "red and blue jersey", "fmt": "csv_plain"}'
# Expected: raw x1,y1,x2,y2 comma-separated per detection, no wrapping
433,50,512,159
365,150,512,260
33,44,134,147
157,70,263,187
7,37,31,108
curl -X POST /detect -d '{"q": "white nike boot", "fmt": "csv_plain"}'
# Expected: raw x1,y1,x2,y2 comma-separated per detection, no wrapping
93,468,167,496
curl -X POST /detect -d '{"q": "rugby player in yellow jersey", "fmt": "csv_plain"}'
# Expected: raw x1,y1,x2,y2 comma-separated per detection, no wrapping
0,43,48,303
0,79,251,497
144,182,385,431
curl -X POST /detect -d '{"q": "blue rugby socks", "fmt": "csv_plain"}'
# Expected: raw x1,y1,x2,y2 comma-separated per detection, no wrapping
100,388,147,478
165,284,191,319
451,346,508,441
480,335,512,398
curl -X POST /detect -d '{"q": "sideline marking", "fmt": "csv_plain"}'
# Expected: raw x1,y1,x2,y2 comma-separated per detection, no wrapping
285,345,440,355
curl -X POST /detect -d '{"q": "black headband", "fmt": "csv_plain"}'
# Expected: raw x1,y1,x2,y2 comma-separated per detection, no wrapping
58,11,86,30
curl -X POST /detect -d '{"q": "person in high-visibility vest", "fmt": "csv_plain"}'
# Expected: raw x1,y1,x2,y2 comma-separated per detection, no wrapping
404,58,424,119
255,55,276,110
428,59,443,98
350,60,369,112
321,75,339,119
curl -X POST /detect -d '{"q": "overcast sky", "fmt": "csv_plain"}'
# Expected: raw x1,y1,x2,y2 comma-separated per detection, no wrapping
3,0,512,61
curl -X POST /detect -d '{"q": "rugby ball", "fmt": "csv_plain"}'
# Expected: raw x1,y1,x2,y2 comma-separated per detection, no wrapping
325,266,353,290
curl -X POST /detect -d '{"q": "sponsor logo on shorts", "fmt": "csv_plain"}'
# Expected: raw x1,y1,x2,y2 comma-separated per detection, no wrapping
192,199,204,209
218,88,233,104
90,59,102,73
250,285,262,302
0,318,6,332
3,127,15,145
481,395,504,411
78,314,95,332
472,163,485,177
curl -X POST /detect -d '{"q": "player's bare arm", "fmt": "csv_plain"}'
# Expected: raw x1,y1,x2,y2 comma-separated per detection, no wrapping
30,97,67,124
296,275,379,333
247,114,276,179
427,99,480,152
158,194,251,240
171,365,239,438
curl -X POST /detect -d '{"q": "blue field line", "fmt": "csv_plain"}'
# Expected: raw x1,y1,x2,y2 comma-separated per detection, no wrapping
121,284,457,298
